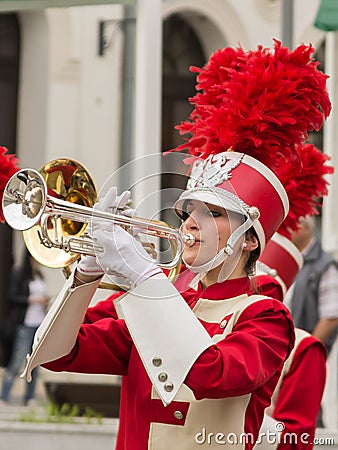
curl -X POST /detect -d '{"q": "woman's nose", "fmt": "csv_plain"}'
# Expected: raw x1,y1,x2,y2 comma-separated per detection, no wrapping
184,212,199,230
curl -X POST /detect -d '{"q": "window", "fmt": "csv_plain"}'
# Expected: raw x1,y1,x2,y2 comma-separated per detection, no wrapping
161,13,206,230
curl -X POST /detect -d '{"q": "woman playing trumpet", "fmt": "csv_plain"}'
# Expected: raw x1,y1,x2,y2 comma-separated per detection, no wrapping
21,41,331,450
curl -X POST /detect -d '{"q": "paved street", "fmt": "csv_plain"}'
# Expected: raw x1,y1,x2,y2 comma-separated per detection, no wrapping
0,367,118,450
0,366,48,408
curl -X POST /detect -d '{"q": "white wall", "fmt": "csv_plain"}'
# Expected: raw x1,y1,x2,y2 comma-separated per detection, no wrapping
18,5,124,189
17,10,49,170
10,0,338,299
45,5,124,188
15,5,126,295
3,0,337,419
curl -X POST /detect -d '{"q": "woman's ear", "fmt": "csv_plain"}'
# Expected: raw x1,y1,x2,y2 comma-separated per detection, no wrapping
242,234,259,252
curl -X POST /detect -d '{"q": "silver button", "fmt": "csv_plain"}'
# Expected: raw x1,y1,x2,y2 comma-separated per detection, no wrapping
248,206,260,220
158,372,168,382
269,269,277,277
220,320,227,329
174,411,184,420
152,357,162,367
164,382,174,392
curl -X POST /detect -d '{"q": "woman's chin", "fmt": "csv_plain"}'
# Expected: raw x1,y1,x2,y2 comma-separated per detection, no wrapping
182,255,195,266
183,247,218,268
183,253,212,268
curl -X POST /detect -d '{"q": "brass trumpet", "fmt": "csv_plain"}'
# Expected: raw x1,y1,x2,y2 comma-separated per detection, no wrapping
2,159,194,276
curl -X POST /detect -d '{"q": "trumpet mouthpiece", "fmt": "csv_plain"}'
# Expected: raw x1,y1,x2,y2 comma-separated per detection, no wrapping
184,233,195,247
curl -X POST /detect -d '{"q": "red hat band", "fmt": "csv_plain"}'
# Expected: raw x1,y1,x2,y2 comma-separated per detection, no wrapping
175,151,289,253
258,232,303,294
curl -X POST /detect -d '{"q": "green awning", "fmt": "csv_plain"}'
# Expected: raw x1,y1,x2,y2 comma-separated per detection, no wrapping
314,0,338,31
0,0,133,11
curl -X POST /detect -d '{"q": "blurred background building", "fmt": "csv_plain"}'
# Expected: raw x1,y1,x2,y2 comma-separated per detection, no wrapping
0,0,337,428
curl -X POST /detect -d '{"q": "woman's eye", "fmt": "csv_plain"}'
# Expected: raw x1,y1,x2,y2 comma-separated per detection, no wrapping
181,211,190,221
208,210,221,218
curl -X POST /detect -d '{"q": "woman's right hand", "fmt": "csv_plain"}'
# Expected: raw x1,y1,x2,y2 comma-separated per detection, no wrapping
76,186,134,279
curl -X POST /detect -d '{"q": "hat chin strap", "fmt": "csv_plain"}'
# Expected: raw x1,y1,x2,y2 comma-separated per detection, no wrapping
183,217,255,276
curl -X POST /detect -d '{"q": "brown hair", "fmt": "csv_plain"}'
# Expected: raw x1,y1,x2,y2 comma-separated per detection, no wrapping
244,227,260,277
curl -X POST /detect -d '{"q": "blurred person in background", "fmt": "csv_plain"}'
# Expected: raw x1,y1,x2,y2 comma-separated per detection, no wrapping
286,216,338,355
0,249,49,406
256,234,327,449
254,134,335,436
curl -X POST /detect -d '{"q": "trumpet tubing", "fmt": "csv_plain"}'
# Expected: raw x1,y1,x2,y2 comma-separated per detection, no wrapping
2,167,195,272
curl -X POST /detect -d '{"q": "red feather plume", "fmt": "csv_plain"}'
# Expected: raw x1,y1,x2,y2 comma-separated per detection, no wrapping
276,143,333,237
174,40,331,173
0,146,20,223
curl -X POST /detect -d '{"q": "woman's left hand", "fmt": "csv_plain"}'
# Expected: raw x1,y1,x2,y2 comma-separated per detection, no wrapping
93,225,162,288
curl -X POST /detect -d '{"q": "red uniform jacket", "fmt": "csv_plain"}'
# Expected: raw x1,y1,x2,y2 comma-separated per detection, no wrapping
44,277,294,450
272,333,326,450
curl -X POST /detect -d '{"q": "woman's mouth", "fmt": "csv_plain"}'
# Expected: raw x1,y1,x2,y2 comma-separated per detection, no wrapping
187,237,201,246
183,233,198,247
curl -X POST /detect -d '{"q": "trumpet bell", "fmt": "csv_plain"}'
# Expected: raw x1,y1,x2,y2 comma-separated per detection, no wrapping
23,224,82,269
2,168,47,231
29,159,97,268
3,159,98,269
40,159,97,237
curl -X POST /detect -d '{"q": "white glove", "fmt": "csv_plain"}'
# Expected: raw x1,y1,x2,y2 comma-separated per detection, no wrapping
94,225,162,288
77,187,134,277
